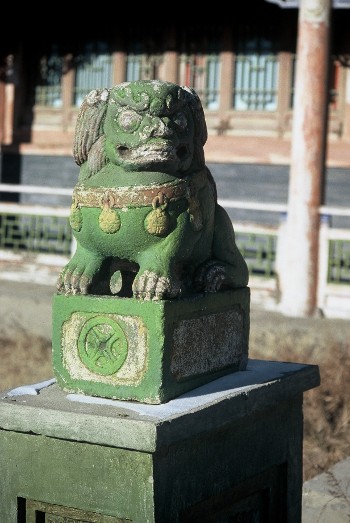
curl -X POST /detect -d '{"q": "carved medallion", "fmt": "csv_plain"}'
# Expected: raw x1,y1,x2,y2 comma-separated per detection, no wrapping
78,316,128,375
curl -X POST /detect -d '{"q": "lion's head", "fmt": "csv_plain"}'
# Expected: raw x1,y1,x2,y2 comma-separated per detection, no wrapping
73,80,208,178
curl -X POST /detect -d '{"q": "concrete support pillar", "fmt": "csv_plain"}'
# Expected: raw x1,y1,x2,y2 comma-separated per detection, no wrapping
279,0,331,317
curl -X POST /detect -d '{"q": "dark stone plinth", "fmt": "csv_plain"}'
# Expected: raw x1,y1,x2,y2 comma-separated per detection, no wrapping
0,359,320,522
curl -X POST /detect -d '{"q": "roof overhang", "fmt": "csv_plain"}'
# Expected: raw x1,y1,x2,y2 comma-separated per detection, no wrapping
265,0,350,7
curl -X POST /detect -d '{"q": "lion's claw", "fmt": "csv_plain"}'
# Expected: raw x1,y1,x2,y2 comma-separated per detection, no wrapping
133,270,181,301
194,261,226,293
57,257,102,295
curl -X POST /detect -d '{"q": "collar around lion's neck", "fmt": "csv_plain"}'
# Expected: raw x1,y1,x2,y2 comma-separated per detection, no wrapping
71,169,207,210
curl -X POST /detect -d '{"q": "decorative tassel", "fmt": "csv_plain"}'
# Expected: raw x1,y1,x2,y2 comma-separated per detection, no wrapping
99,194,121,234
69,198,83,232
145,193,171,236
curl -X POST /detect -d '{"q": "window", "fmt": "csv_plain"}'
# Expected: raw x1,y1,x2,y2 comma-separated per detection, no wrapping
125,38,163,82
34,44,63,107
233,37,279,111
74,41,113,107
178,26,221,111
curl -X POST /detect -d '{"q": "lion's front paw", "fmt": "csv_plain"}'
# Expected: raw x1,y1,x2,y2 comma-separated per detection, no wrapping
194,261,226,293
132,270,182,301
57,257,102,295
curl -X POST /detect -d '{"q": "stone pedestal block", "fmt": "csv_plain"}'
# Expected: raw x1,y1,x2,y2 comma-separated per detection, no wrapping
0,360,319,522
52,288,250,404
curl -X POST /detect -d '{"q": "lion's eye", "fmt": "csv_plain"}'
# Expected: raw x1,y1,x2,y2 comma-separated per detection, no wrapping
173,112,188,130
116,109,142,132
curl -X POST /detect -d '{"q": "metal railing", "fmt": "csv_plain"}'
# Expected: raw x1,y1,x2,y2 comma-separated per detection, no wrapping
327,234,350,285
0,184,349,316
0,185,72,255
0,185,280,277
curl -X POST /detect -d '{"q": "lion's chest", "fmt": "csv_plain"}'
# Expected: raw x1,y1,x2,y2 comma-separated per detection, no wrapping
71,204,188,259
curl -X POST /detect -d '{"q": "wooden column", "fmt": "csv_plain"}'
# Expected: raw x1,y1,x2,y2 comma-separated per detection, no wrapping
342,67,350,140
161,26,178,83
112,51,126,85
1,55,16,145
219,27,233,128
162,51,178,83
276,52,293,138
280,0,331,317
62,54,75,132
0,72,5,145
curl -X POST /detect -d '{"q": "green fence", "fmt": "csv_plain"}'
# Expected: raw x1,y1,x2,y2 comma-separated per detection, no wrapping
0,213,72,255
327,239,350,284
1,212,350,286
236,232,277,278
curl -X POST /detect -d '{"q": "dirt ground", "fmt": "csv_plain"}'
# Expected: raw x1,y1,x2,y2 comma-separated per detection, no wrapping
1,279,349,482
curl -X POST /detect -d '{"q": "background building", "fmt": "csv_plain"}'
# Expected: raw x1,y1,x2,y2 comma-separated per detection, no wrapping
0,2,349,320
1,2,350,158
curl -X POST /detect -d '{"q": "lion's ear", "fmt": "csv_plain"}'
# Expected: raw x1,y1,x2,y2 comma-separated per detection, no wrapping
73,88,110,166
182,86,208,147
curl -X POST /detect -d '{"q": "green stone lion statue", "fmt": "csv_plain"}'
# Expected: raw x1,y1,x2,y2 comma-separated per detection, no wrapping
57,80,249,300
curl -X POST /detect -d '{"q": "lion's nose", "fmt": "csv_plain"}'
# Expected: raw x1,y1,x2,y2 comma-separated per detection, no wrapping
151,118,173,138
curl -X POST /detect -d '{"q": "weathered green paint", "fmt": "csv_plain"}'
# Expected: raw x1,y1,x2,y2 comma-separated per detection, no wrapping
57,80,249,300
0,430,153,522
52,288,250,403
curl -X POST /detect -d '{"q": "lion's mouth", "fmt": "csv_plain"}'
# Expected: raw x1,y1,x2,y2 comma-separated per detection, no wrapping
116,143,190,163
